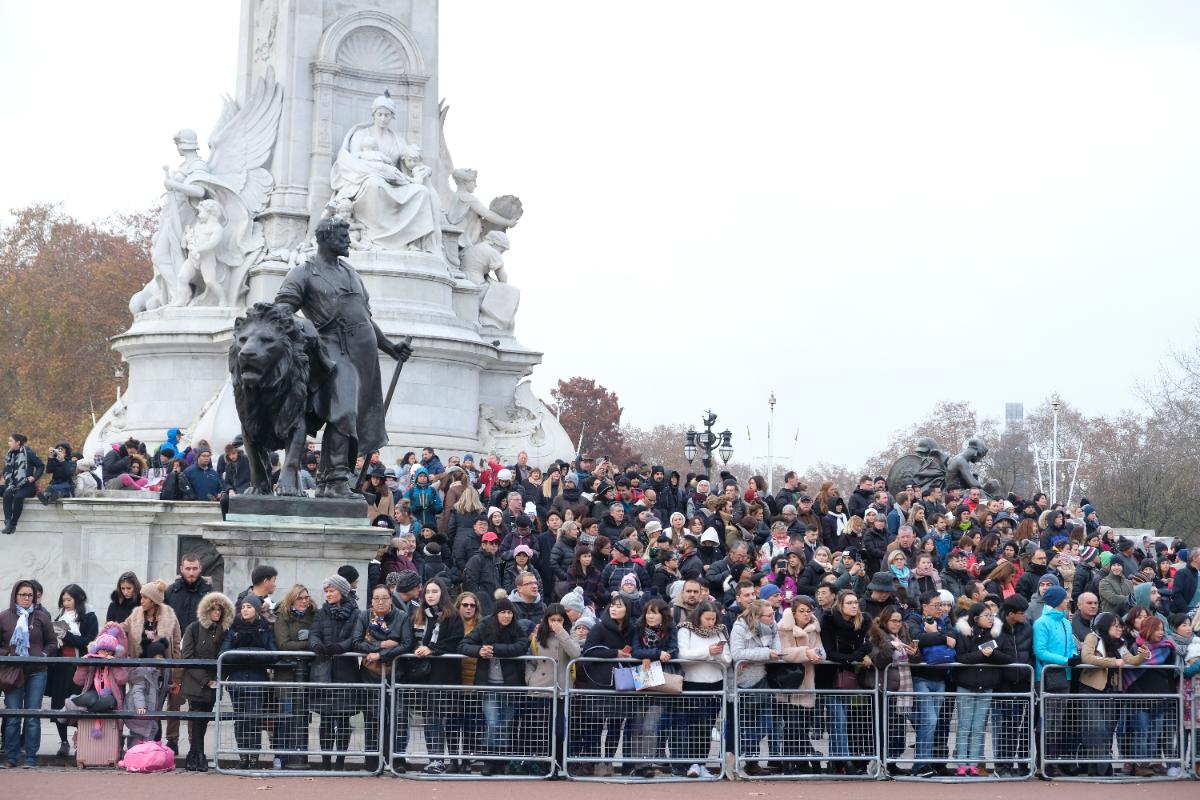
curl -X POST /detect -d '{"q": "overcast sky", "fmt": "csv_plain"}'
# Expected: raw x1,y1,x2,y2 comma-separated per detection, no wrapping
1,1,1197,470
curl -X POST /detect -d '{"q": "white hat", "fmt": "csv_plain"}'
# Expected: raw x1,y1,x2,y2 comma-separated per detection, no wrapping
700,528,720,545
497,468,513,481
524,501,537,515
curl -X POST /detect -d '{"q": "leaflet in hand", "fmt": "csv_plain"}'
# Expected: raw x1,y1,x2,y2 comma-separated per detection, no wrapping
634,662,665,689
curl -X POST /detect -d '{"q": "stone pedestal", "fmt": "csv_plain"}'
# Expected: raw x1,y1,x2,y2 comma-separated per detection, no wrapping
204,521,391,609
227,494,369,527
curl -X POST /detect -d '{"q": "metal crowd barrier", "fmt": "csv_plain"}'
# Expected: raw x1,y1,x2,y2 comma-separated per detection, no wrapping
1193,681,1199,778
215,650,386,777
732,659,879,780
563,657,727,781
1040,664,1186,781
0,655,216,723
880,661,1034,781
387,653,558,779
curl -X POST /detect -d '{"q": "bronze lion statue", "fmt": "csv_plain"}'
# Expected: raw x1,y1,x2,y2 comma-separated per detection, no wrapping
228,302,323,495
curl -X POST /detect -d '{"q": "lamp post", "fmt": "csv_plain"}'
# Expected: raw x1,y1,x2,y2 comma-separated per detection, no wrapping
1049,394,1061,504
766,392,776,493
683,410,733,478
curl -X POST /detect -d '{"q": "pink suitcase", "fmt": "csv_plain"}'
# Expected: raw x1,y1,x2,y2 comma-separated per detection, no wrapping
74,719,123,768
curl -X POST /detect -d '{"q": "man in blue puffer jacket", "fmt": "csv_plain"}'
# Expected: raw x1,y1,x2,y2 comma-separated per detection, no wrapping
1032,586,1081,776
404,466,442,530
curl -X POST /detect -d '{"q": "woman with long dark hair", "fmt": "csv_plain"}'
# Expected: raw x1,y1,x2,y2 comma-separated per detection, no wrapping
404,578,463,774
818,589,872,774
105,571,141,623
630,597,680,777
572,594,634,776
459,596,530,776
47,584,97,758
1079,611,1146,776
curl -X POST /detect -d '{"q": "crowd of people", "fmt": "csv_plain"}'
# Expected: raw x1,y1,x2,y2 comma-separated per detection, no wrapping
4,431,1200,778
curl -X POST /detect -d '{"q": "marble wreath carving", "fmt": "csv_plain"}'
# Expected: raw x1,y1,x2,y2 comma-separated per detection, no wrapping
132,69,284,313
230,217,412,498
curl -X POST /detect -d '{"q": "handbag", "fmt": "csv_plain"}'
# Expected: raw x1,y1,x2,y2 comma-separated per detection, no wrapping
613,666,636,691
833,669,858,691
856,666,876,690
0,664,25,693
641,672,684,694
1042,668,1069,694
765,662,806,690
404,658,432,682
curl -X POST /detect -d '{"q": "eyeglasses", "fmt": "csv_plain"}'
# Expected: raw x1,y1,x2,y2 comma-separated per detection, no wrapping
16,592,34,598
459,602,477,608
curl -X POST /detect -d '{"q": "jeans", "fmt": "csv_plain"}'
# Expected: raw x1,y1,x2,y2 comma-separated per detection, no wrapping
4,669,48,766
482,691,517,754
1130,700,1169,760
954,687,992,763
911,677,944,768
826,695,849,757
3,482,38,528
738,680,774,761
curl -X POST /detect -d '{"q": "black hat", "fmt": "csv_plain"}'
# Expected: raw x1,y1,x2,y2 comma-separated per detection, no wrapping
866,571,900,593
613,539,632,557
337,564,359,584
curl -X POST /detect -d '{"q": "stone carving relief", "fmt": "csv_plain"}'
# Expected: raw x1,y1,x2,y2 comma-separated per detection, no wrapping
254,0,277,62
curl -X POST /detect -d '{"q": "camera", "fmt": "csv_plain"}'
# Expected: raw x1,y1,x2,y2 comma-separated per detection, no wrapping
923,616,937,625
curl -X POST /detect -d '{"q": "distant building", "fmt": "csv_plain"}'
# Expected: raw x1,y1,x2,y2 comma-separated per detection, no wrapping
1005,403,1024,429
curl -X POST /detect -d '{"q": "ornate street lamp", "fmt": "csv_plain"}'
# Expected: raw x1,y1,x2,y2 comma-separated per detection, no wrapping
682,411,733,476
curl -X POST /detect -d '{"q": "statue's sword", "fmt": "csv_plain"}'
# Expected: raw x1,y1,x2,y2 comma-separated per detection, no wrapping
355,336,414,493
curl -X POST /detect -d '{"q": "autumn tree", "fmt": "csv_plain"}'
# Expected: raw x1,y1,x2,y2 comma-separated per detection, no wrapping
0,204,152,447
549,377,640,464
622,423,687,470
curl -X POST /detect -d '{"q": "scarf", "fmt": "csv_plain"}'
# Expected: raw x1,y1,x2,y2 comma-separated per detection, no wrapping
9,605,31,656
890,564,911,588
681,619,727,640
640,624,664,649
6,447,31,484
58,608,81,636
368,611,392,641
890,640,913,710
1123,636,1175,690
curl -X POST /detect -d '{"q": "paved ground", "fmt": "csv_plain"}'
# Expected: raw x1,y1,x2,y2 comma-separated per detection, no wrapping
0,770,1188,799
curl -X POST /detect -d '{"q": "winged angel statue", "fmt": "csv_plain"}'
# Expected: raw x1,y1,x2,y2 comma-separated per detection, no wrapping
131,69,283,313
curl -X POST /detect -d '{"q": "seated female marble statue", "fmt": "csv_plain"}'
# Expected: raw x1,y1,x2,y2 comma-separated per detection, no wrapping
330,93,440,253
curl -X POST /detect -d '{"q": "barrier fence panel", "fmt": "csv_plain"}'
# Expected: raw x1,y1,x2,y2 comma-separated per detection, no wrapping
1040,664,1185,781
387,654,557,779
1192,681,1199,777
215,650,385,776
563,657,727,781
879,661,1034,781
732,659,879,780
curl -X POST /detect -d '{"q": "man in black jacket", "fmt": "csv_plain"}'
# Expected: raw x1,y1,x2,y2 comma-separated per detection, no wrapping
846,476,875,519
905,590,957,778
164,554,213,752
3,433,44,534
463,532,501,614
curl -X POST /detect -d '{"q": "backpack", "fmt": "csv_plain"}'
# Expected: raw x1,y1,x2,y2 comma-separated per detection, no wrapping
922,644,957,665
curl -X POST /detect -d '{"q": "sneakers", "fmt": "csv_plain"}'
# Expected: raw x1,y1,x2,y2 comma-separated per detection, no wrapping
955,765,969,776
272,758,282,770
969,766,980,776
56,742,70,759
1167,766,1182,778
697,765,715,778
423,760,446,775
913,765,938,778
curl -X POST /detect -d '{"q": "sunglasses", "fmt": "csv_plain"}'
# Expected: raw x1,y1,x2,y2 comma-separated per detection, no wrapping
459,602,477,608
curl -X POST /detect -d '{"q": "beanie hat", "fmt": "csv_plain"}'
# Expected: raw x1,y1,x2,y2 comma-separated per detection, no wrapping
497,469,512,481
561,587,586,615
337,565,359,585
323,574,352,598
644,519,663,535
143,638,169,659
760,584,782,600
140,579,167,606
1043,586,1068,609
1099,551,1113,567
573,615,596,633
394,570,421,592
1079,546,1098,563
89,633,124,657
1038,573,1060,587
620,572,639,589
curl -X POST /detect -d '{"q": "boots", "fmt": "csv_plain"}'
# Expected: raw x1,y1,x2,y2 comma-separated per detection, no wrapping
321,755,332,770
197,752,209,772
184,751,198,771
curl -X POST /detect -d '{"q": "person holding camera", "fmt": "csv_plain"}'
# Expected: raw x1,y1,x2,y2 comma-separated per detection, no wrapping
2,433,44,534
39,443,75,505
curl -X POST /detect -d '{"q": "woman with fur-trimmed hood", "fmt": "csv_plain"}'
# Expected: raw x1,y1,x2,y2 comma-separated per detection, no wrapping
180,591,233,770
123,579,182,660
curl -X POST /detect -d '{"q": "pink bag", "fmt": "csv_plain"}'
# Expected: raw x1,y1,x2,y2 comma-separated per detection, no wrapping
120,741,176,773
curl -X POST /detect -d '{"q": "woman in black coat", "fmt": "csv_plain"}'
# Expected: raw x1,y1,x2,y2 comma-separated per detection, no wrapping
308,575,364,770
48,584,98,757
574,595,635,775
105,571,141,623
219,595,275,769
403,578,463,775
818,590,873,774
458,596,530,775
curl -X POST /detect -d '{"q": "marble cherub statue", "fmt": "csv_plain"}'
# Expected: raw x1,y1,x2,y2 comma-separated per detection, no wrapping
444,168,522,266
174,199,228,306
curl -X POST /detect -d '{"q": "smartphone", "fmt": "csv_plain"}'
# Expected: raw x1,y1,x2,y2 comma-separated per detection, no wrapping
977,639,997,651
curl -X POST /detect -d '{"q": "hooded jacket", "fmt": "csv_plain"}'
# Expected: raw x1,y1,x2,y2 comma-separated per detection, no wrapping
1032,605,1076,680
954,616,1012,690
404,466,443,528
1098,569,1134,614
180,592,233,703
